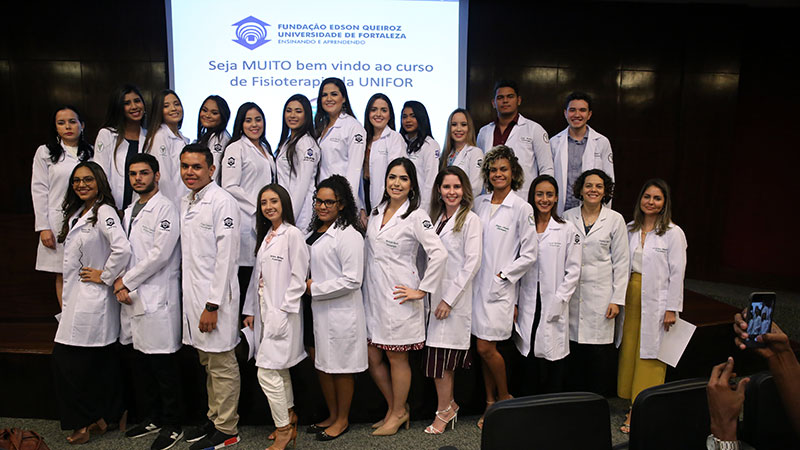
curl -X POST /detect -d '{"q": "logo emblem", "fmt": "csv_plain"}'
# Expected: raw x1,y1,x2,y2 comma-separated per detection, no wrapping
106,218,115,227
543,132,550,144
307,148,314,157
223,217,234,229
159,145,167,155
422,220,433,229
574,234,580,244
527,214,535,226
232,16,271,50
476,158,483,168
214,143,222,152
354,134,363,143
227,156,235,167
160,220,171,230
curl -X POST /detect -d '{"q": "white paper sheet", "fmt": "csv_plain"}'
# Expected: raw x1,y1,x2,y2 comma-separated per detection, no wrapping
658,318,696,368
241,325,256,360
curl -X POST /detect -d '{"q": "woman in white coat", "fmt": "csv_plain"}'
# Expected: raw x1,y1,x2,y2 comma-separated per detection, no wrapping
243,184,308,450
439,109,484,198
222,102,276,314
400,101,440,212
32,105,94,308
514,175,582,394
618,178,687,433
143,89,190,208
276,94,319,231
305,175,367,441
423,166,481,435
195,95,231,184
314,78,367,213
52,161,131,444
364,157,447,436
563,169,629,395
362,93,405,219
472,145,537,428
94,84,148,210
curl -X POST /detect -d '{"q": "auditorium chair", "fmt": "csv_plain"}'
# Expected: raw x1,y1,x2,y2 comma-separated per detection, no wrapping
740,371,800,450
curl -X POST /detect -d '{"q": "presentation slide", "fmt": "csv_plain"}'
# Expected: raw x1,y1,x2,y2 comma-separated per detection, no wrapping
167,0,467,147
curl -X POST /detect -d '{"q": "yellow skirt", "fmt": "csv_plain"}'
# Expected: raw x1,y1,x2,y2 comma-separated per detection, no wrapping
617,272,666,402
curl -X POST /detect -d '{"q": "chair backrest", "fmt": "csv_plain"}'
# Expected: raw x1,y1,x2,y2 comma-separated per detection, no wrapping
481,392,611,450
740,371,800,450
627,378,709,450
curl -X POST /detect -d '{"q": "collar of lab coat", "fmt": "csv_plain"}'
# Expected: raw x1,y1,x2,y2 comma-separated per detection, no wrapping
480,190,519,209
190,180,215,204
539,216,564,240
125,190,165,218
584,204,612,237
375,199,411,234
158,123,186,143
435,205,467,237
264,223,290,250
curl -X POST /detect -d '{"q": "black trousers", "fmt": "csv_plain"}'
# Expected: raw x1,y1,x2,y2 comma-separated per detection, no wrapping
131,348,185,427
566,341,618,396
520,284,567,395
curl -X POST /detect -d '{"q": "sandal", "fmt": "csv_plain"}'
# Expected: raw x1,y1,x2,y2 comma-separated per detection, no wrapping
477,401,495,430
620,423,630,434
424,406,457,435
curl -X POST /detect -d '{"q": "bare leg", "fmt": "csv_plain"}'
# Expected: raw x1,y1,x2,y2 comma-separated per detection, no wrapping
373,351,411,434
55,273,63,309
316,371,337,428
477,338,511,400
367,346,393,423
323,374,354,437
426,370,457,433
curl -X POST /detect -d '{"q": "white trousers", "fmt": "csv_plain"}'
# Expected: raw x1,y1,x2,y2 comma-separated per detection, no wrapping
257,367,295,427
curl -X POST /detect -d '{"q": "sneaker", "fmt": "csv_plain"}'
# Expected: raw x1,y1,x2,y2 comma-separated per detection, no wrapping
184,420,215,443
125,421,162,439
188,430,240,450
151,427,183,450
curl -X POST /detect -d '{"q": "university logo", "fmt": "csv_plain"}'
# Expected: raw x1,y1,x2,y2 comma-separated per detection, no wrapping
232,16,271,50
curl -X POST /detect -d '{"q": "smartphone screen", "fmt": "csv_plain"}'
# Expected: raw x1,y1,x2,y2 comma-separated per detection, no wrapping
745,292,776,348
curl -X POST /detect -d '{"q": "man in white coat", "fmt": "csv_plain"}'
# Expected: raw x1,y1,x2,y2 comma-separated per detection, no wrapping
551,92,615,215
178,144,242,450
476,80,554,201
115,153,185,450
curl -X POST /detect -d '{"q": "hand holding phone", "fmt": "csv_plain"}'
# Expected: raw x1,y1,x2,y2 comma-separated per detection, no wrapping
744,292,776,348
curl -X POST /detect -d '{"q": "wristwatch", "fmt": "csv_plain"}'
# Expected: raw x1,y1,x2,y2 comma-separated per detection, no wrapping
706,434,740,450
205,303,219,312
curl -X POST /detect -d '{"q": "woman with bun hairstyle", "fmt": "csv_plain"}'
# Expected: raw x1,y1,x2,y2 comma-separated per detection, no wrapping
31,105,94,308
400,101,440,212
276,94,319,231
143,89,189,207
196,94,231,183
439,109,483,198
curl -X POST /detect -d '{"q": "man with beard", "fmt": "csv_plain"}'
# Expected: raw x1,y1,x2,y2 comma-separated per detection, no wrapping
115,153,185,450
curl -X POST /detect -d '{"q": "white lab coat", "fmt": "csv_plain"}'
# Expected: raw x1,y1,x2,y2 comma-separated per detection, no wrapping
243,224,308,370
406,136,440,212
309,224,368,373
180,182,241,353
317,113,367,210
447,145,485,198
146,124,189,208
363,201,447,345
625,223,687,359
221,138,276,266
472,192,538,341
276,134,319,231
94,127,147,209
198,131,231,184
364,128,405,212
56,204,131,347
426,209,482,350
477,114,554,200
550,126,615,215
564,205,629,344
119,191,182,354
31,144,85,272
514,218,582,360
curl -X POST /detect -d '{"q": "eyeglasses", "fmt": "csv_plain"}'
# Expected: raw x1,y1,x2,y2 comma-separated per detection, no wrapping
72,176,96,186
312,198,338,208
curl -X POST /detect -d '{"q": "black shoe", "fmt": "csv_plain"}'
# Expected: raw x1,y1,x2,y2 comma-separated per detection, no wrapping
306,423,323,434
184,420,215,443
188,430,240,450
125,420,162,439
151,427,183,450
317,425,350,441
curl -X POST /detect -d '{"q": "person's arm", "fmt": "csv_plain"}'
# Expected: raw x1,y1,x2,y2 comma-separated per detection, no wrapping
344,121,367,211
121,201,180,293
549,225,582,321
97,206,132,285
468,147,485,198
208,195,240,306
419,138,440,213
220,142,255,215
31,146,52,232
288,137,319,223
609,214,631,306
498,203,537,283
409,211,448,297
281,228,310,313
439,214,482,309
707,357,748,443
666,226,688,312
311,229,364,300
532,124,554,176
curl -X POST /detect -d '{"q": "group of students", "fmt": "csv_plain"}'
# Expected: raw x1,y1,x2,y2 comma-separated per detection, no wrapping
31,77,687,449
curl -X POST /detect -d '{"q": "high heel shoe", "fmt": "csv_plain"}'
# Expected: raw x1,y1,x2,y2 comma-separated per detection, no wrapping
372,410,410,436
66,427,90,445
271,409,298,440
372,403,408,429
450,400,460,426
268,423,297,450
477,401,495,430
423,405,457,435
87,418,107,436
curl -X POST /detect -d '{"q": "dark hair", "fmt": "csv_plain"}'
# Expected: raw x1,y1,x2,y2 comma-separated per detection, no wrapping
197,95,231,146
493,80,519,97
373,157,420,219
308,175,364,235
429,166,473,233
101,84,147,154
629,178,674,236
278,94,316,176
439,108,477,171
180,143,214,167
58,161,118,242
228,102,271,151
364,93,395,144
481,145,524,192
400,101,432,155
314,78,355,137
564,91,593,111
572,169,614,204
46,106,94,164
528,175,565,224
144,89,183,153
127,152,159,173
254,184,295,256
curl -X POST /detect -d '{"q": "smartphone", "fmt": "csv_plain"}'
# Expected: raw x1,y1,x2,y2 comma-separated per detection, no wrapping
745,292,776,348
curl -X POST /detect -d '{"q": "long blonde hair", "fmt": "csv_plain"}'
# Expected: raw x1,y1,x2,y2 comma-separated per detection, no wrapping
439,108,476,171
429,166,474,233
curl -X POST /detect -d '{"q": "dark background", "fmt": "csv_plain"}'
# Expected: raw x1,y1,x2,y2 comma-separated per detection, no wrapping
1,0,798,324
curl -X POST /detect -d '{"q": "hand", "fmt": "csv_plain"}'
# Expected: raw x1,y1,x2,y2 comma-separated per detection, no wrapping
735,311,792,360
79,267,103,284
707,357,748,441
306,279,312,295
514,305,519,323
393,285,425,304
359,209,369,229
606,303,620,319
199,308,218,333
115,287,132,305
40,229,56,249
663,310,677,331
243,315,254,329
434,300,452,320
